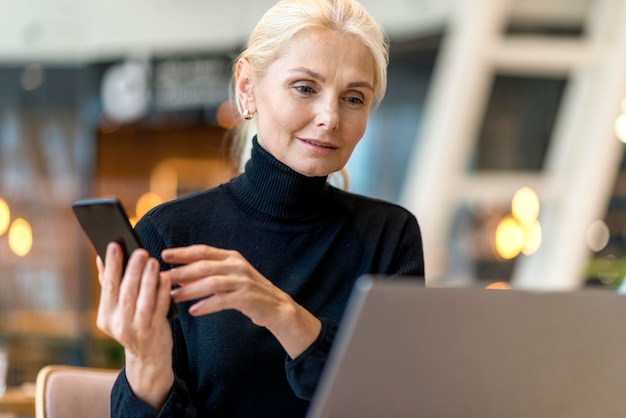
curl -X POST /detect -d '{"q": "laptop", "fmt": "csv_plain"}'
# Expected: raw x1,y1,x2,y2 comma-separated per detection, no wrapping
307,276,626,418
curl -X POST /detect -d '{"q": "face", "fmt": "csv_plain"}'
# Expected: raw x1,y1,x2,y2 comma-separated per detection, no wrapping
237,29,376,177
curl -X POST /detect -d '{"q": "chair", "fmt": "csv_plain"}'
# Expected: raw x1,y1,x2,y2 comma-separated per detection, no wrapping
35,365,119,418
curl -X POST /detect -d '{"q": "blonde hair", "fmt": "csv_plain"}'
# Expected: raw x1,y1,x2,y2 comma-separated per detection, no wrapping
229,0,389,173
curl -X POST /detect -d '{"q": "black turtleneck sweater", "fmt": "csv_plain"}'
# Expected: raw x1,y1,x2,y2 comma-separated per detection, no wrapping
111,138,424,417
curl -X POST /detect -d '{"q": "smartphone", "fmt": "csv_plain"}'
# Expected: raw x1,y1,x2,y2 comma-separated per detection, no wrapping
72,197,143,268
72,197,178,319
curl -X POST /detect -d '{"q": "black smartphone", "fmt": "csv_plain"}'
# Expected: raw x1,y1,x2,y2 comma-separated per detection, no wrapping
72,197,143,268
72,197,178,319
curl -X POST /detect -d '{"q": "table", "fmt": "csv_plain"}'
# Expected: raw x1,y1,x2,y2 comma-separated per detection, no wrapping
0,388,35,416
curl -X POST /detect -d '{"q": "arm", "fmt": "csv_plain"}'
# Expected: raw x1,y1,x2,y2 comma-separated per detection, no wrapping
105,215,199,417
286,213,425,399
96,245,175,411
162,245,322,360
391,214,425,277
111,369,197,417
284,318,338,399
109,298,199,417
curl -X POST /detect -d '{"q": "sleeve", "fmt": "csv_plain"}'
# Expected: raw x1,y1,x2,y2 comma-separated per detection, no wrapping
109,213,198,417
393,213,425,277
111,370,197,418
284,210,425,401
284,318,338,400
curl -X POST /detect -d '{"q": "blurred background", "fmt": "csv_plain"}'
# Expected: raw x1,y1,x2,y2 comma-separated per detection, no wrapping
1,0,626,392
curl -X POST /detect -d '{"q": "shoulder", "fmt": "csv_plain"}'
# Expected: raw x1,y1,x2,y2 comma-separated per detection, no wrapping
135,186,228,235
329,187,421,242
144,187,225,220
332,188,424,276
134,186,232,252
331,187,417,221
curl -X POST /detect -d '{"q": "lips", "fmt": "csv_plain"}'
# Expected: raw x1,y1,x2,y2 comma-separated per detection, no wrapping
300,138,338,150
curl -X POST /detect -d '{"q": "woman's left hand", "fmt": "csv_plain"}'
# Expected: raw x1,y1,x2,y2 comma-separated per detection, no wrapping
161,244,321,358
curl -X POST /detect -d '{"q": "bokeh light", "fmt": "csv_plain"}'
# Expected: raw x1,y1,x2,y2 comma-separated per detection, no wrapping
150,162,178,202
615,114,626,143
586,219,610,252
136,192,164,220
495,216,524,259
486,281,511,290
521,220,542,256
8,218,33,256
216,100,241,130
0,199,9,236
20,63,45,91
512,187,540,225
494,187,542,259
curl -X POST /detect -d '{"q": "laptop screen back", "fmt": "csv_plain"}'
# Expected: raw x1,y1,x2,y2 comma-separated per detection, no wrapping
308,276,626,418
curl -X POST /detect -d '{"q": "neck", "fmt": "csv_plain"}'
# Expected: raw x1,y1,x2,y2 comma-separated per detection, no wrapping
228,137,331,222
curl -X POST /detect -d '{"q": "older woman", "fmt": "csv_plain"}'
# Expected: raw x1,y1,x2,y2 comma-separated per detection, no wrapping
96,0,424,416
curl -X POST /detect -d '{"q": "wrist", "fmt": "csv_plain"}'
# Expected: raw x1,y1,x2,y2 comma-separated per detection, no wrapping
125,351,174,410
269,298,322,359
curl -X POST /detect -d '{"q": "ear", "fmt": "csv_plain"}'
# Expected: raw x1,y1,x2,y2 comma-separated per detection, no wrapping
235,58,257,114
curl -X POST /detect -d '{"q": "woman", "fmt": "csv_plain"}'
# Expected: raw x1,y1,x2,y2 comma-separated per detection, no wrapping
96,0,425,416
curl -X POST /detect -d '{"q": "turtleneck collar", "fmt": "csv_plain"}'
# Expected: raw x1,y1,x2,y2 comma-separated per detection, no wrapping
227,137,332,223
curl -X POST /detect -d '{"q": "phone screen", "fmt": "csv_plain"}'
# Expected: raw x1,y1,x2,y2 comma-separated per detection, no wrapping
72,197,178,319
72,197,143,268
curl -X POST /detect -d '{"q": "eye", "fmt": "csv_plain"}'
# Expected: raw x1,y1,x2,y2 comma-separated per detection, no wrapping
345,96,364,106
343,92,366,107
292,83,316,95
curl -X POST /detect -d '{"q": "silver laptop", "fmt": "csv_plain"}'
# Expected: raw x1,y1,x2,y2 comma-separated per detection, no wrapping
307,276,626,418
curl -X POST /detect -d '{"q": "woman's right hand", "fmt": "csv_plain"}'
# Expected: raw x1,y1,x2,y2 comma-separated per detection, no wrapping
96,242,174,410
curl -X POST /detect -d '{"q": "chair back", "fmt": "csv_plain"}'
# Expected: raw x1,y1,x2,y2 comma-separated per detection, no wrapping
35,365,119,418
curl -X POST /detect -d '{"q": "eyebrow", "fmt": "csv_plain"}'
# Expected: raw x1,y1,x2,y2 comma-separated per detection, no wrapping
289,67,373,90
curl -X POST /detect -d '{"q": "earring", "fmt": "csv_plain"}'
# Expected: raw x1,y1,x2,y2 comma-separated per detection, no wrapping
243,109,254,120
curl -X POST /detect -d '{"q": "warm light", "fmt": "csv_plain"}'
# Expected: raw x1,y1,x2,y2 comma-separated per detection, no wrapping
586,220,610,252
0,199,9,236
621,97,626,114
495,216,524,259
521,220,542,256
615,114,626,143
136,192,163,219
150,162,178,202
216,100,241,130
512,187,539,225
493,187,542,259
486,281,511,290
8,218,33,257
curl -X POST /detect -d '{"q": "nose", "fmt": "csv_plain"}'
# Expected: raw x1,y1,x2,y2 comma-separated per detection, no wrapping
315,98,339,131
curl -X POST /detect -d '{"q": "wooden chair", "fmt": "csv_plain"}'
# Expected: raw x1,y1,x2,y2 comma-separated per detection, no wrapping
35,365,119,418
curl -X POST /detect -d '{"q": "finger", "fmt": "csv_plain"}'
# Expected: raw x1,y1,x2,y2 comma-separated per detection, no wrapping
165,251,250,286
161,245,229,264
96,244,123,331
96,256,105,285
100,243,124,302
118,248,149,319
186,286,260,318
164,260,227,285
170,275,237,303
188,293,228,317
155,273,173,320
134,258,160,328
